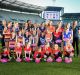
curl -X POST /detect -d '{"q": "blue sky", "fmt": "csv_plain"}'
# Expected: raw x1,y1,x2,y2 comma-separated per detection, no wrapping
18,0,80,13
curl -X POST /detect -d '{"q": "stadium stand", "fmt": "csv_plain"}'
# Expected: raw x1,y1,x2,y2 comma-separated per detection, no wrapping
62,13,80,25
0,0,46,23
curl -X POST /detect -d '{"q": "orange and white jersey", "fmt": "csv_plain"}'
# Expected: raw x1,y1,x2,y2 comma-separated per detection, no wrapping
43,46,52,54
24,46,32,52
47,25,55,33
45,32,52,42
16,34,25,46
64,45,74,53
14,47,22,53
3,28,12,39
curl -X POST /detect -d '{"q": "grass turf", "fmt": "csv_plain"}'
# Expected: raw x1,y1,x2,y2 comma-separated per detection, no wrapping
0,57,80,75
0,43,80,75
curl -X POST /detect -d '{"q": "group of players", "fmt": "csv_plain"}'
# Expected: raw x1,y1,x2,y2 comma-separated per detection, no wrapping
0,20,77,63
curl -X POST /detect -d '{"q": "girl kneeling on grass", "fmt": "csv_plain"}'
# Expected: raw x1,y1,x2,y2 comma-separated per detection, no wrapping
43,43,53,62
64,41,74,63
33,47,43,63
1,47,11,63
14,43,22,62
24,42,32,62
52,44,62,63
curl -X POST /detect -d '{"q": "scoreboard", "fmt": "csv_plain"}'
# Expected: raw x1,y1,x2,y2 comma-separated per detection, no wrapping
42,11,60,20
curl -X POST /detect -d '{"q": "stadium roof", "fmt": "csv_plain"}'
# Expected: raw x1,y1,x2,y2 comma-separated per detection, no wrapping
0,0,46,13
45,6,64,11
62,13,80,17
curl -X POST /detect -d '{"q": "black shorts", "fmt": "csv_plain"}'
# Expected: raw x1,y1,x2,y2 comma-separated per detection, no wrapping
54,52,62,59
4,38,10,42
44,53,51,58
1,55,9,59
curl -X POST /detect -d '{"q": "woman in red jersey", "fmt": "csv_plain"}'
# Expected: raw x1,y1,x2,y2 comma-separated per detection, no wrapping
43,43,52,62
34,47,43,63
52,44,62,62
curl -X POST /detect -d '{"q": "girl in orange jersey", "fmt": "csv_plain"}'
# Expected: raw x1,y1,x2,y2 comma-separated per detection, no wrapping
46,21,55,33
45,29,52,43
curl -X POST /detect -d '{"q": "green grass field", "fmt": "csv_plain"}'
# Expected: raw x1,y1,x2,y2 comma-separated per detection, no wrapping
0,42,80,75
0,57,80,75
